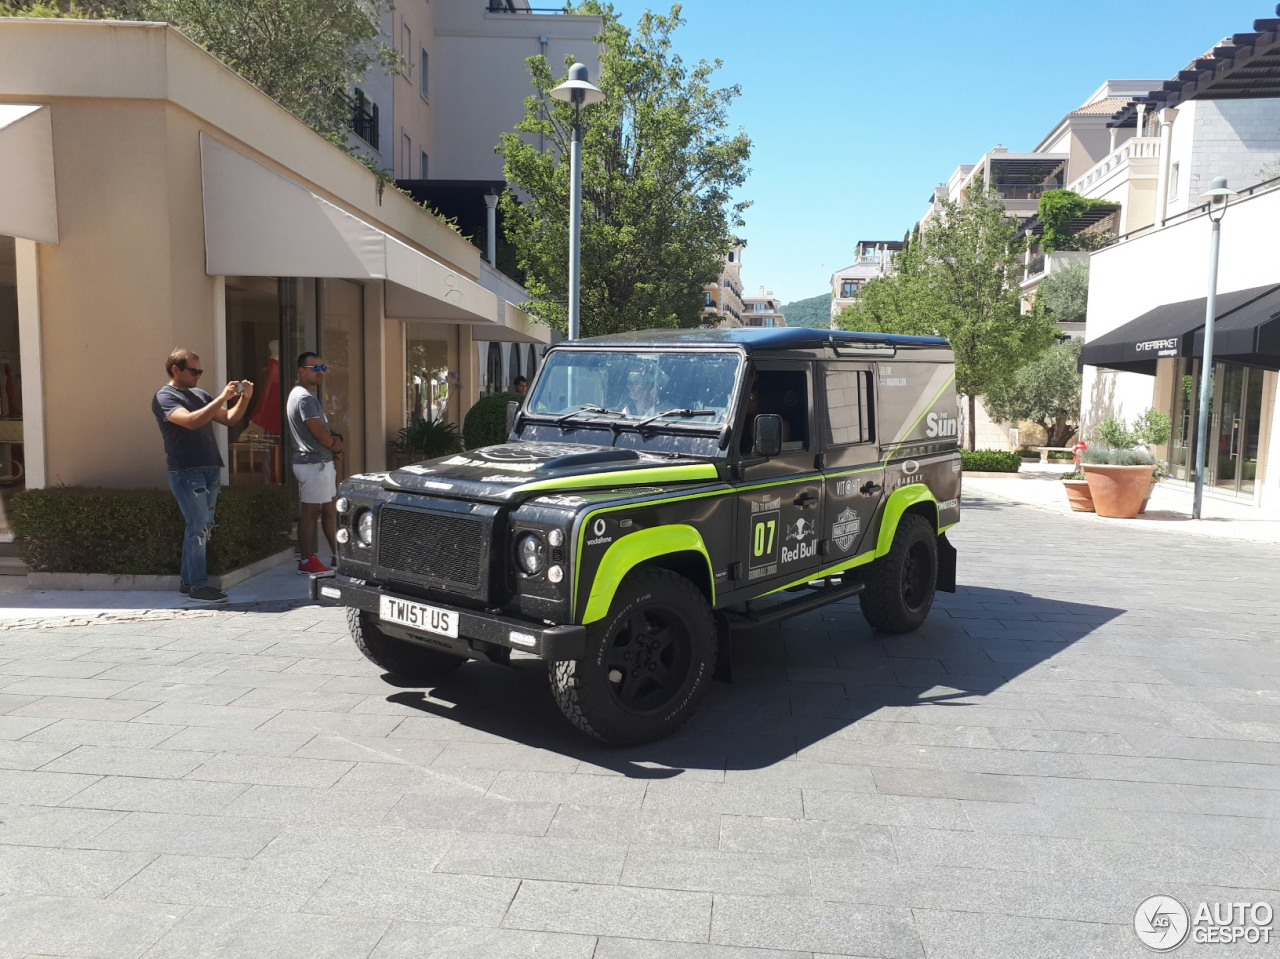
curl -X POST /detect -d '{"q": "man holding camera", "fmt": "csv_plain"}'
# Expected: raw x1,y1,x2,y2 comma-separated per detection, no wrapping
152,348,254,604
287,352,342,575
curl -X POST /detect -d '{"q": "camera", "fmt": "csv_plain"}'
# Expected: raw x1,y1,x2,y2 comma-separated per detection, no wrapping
234,381,246,394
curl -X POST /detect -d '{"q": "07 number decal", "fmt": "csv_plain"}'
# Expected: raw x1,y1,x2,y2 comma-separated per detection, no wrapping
748,510,780,569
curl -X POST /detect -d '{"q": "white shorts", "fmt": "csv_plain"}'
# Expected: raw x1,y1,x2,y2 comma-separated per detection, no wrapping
293,460,337,504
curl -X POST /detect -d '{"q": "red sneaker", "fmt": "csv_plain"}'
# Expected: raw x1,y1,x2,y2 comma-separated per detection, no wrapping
297,555,330,575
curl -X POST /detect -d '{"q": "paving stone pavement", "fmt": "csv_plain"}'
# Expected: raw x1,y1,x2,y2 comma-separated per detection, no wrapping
0,490,1277,958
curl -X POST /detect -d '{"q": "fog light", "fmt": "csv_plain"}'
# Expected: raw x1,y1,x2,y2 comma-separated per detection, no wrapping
548,565,564,584
336,528,350,544
548,529,564,547
508,630,536,648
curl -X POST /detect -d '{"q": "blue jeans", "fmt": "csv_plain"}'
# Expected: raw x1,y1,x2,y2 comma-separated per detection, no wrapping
168,467,221,589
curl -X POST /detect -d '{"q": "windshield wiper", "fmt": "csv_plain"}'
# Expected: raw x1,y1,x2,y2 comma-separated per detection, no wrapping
634,408,718,432
553,405,626,426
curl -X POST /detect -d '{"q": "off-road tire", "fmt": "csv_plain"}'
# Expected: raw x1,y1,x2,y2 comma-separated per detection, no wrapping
859,513,938,634
347,608,466,681
549,569,716,746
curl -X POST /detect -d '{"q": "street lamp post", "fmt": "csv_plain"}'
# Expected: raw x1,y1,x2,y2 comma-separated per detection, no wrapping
1192,176,1236,520
549,62,604,341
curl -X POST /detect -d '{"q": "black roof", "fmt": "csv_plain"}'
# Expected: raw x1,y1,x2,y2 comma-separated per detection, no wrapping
573,327,949,352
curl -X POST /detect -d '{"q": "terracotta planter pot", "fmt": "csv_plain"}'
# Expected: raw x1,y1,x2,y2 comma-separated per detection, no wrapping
1138,476,1158,514
1063,479,1094,512
1082,464,1156,518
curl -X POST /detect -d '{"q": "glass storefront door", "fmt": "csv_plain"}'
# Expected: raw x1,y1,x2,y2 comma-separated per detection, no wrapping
1212,364,1264,496
1171,358,1268,498
0,237,25,538
320,279,365,478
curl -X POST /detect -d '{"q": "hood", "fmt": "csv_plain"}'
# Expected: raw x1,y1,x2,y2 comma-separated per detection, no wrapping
382,441,718,504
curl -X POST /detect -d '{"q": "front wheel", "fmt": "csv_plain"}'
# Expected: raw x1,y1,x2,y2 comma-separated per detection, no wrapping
549,569,715,746
859,513,938,634
347,608,466,682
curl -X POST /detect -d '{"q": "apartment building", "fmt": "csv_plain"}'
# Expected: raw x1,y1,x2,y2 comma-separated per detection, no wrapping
0,11,599,537
701,245,746,327
346,1,602,396
829,240,902,323
1078,14,1280,511
741,288,787,328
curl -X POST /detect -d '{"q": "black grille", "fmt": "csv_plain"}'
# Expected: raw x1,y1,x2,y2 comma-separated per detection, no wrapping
377,508,484,588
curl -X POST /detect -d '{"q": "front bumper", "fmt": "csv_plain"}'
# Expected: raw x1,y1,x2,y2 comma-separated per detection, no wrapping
308,573,587,662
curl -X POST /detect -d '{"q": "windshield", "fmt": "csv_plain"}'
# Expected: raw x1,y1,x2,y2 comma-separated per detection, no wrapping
526,349,742,426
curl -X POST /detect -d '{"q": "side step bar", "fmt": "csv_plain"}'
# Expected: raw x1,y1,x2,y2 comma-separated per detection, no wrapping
720,576,866,631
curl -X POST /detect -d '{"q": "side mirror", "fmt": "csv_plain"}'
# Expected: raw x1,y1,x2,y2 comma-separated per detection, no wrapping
753,414,783,458
506,400,520,437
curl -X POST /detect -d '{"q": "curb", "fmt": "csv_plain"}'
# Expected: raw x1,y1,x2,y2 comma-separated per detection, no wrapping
25,548,296,593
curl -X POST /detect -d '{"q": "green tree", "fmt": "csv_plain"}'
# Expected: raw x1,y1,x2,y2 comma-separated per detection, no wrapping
2,0,401,143
984,339,1082,447
499,3,751,336
836,180,1057,448
1033,259,1089,325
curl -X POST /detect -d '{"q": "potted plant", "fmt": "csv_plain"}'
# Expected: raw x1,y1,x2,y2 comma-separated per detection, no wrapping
1081,409,1170,518
390,417,464,467
1061,469,1094,512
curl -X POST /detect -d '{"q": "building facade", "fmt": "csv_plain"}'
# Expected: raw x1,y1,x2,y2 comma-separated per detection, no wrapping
0,18,564,538
702,245,746,327
741,288,786,328
829,240,902,323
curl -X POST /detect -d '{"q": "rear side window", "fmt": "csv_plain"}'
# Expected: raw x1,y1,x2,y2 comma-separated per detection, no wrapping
823,367,874,446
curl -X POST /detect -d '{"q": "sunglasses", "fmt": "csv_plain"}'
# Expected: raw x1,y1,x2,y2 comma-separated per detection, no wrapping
305,364,329,373
185,368,204,376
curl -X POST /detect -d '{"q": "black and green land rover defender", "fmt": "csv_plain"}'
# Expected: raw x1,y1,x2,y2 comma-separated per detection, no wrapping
310,328,961,744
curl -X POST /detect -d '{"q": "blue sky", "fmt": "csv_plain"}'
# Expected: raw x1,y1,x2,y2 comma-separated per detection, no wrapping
603,1,1275,304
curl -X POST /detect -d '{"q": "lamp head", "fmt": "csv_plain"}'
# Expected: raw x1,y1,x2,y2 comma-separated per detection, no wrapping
550,62,605,106
1199,175,1236,222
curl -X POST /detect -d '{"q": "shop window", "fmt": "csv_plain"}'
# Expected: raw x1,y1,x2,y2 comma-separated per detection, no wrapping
486,343,503,393
407,337,450,426
320,279,365,477
0,236,24,533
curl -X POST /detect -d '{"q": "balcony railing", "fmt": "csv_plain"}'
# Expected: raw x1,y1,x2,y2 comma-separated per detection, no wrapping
487,1,570,12
1067,136,1160,194
349,92,378,149
992,181,1064,201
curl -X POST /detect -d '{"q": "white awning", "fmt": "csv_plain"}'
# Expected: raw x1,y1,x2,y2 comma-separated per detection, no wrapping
199,135,499,324
0,104,59,244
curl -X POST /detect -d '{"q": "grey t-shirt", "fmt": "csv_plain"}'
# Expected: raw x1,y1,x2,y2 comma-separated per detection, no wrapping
152,386,224,471
286,385,334,465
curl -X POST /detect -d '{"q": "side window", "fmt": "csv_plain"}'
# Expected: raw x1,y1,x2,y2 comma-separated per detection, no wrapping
744,368,809,451
823,367,874,446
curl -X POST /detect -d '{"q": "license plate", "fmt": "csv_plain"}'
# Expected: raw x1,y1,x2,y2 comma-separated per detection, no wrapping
379,596,459,639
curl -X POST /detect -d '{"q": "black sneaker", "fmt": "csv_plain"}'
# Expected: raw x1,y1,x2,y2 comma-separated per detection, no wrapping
179,582,191,595
188,586,228,604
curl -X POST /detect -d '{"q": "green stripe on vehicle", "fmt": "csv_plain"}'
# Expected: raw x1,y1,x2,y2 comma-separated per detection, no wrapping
876,484,939,553
513,464,718,495
580,525,713,625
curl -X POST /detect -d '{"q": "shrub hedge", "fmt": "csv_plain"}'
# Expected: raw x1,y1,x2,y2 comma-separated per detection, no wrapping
12,485,293,575
961,449,1022,473
463,391,519,450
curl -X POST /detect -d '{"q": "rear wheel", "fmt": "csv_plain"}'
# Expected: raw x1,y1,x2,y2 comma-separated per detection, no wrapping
859,513,938,634
347,608,466,681
550,569,715,746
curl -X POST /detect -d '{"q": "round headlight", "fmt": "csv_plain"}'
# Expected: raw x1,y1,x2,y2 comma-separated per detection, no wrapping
516,532,546,575
335,496,350,514
336,528,350,544
548,565,564,584
548,529,564,547
356,510,374,547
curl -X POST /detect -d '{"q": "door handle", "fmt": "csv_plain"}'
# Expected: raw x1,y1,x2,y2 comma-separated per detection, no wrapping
860,481,883,495
794,491,819,509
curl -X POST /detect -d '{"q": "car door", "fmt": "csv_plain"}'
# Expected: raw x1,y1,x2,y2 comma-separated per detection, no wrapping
733,362,824,596
819,362,884,562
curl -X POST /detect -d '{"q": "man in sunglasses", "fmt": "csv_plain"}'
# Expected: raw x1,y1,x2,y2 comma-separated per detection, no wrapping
287,352,343,575
152,348,253,604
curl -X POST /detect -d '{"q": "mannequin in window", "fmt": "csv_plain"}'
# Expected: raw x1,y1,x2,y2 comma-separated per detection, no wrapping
249,339,281,436
248,339,282,482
